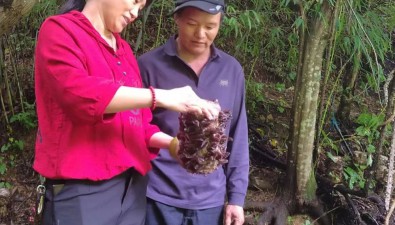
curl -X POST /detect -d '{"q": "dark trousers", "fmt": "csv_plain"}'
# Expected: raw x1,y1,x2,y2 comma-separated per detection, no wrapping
42,169,148,225
145,198,224,225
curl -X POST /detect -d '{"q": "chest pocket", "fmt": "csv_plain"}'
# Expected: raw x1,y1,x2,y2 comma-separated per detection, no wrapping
128,109,143,127
121,109,146,151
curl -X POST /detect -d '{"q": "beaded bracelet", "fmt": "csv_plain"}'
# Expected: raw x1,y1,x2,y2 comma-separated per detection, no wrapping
149,86,156,111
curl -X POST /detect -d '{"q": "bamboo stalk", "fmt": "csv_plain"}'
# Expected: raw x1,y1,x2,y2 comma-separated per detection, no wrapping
8,34,25,112
154,0,166,47
0,36,9,124
0,87,8,125
134,0,155,52
1,36,15,116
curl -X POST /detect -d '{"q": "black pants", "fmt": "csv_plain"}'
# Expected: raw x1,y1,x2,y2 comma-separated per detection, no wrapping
145,198,224,225
42,169,148,225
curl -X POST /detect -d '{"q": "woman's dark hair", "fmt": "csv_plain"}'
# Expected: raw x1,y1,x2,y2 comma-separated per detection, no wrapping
58,0,151,15
58,0,86,14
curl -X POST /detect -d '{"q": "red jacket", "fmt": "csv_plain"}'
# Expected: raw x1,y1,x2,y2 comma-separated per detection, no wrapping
34,11,160,181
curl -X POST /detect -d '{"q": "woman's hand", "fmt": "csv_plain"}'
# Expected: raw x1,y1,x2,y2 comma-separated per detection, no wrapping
156,86,220,119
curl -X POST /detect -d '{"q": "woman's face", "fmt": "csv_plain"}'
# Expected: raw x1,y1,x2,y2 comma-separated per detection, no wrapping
101,0,146,33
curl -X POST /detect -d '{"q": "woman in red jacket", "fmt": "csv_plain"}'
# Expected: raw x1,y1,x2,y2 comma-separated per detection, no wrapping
34,0,218,224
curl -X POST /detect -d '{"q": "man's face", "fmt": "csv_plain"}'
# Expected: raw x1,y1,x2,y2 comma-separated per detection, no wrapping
175,7,221,56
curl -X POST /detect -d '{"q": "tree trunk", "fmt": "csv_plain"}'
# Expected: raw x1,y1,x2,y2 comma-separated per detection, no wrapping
337,50,362,123
257,3,337,224
287,0,335,209
0,0,38,36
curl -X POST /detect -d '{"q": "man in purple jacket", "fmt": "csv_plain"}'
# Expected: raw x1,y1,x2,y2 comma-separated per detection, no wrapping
138,0,249,224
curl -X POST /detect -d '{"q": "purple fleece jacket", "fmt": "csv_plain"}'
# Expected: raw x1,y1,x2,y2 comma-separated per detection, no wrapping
138,36,249,209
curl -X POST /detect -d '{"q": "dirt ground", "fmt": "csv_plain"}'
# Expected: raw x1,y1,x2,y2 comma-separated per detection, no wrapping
0,133,38,225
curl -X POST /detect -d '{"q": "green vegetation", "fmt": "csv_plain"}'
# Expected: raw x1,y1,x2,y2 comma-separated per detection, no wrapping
0,102,36,187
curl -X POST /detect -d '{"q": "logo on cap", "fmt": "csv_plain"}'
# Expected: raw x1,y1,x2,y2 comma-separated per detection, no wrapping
209,5,222,11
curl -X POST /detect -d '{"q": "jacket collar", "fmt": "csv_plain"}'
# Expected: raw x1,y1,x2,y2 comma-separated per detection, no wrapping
67,11,125,56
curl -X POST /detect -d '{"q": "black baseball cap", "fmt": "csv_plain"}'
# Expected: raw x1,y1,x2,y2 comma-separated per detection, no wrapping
173,0,225,15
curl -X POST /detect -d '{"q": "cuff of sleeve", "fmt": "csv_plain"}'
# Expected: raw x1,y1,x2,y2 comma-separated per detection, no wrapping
102,113,116,122
96,84,121,123
149,147,160,160
228,192,246,207
145,129,161,160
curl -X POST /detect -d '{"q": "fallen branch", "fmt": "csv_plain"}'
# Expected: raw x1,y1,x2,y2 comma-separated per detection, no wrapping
244,200,271,212
334,184,366,197
342,191,366,225
311,206,340,225
250,145,287,170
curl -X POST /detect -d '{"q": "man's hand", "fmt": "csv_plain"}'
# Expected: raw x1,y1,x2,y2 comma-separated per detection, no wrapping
224,204,244,225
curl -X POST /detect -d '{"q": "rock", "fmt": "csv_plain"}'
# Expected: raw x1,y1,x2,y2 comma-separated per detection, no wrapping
354,151,367,165
378,155,388,168
286,86,294,92
266,114,274,121
327,156,344,184
249,176,275,190
0,188,10,220
0,199,8,220
376,165,388,183
0,188,10,198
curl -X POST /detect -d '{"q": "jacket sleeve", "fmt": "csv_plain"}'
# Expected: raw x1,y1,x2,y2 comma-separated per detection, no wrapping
226,70,250,207
35,18,121,125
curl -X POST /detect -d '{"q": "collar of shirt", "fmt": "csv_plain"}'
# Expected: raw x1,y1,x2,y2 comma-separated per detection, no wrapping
163,35,222,60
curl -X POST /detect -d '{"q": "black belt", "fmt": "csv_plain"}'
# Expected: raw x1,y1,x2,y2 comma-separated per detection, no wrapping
45,179,66,186
44,168,136,187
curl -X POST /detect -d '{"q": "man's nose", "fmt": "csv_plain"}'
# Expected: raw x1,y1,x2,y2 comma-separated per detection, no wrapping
195,27,205,38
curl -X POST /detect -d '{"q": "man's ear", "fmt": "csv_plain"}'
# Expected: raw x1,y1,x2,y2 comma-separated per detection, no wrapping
174,11,180,20
174,12,181,25
220,12,225,24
